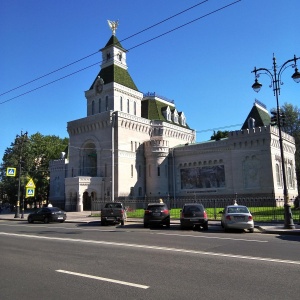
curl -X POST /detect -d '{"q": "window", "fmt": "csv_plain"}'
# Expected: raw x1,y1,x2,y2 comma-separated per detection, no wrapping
288,167,293,187
138,187,142,197
120,96,123,111
92,100,95,115
134,101,136,115
99,98,101,113
131,164,133,177
127,99,130,113
105,96,109,111
131,141,133,152
276,164,281,186
157,166,160,177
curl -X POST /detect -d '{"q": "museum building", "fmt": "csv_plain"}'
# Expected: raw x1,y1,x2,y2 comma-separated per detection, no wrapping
49,24,298,211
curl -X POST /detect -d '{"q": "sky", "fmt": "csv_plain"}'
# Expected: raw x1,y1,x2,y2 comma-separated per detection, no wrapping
1,0,300,163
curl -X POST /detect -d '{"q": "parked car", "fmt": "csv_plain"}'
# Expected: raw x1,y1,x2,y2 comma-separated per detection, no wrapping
180,203,208,230
101,202,127,226
27,207,67,224
144,202,170,228
220,205,254,232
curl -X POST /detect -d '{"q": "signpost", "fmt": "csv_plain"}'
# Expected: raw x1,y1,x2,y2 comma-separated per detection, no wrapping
6,167,16,177
22,178,36,218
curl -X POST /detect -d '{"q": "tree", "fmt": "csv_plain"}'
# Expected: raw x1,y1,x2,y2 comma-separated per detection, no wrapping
279,103,300,193
0,132,68,207
210,130,229,141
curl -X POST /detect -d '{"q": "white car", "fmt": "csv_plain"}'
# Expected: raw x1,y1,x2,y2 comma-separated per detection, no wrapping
220,205,254,233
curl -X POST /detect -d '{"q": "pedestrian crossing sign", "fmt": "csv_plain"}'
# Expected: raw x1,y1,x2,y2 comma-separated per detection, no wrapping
6,167,16,177
26,188,35,197
26,178,36,188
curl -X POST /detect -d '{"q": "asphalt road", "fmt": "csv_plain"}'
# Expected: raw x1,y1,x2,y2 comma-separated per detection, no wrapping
0,220,299,300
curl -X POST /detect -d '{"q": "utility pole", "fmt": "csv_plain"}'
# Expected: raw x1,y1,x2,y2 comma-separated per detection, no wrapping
14,131,28,218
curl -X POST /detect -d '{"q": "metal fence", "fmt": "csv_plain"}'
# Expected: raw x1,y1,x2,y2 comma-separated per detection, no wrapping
90,196,300,223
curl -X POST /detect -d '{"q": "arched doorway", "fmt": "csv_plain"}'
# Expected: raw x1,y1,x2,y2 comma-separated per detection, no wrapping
83,191,91,211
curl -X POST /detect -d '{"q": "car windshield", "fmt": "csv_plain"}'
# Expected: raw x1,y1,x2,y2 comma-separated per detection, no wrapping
184,205,203,213
227,206,249,214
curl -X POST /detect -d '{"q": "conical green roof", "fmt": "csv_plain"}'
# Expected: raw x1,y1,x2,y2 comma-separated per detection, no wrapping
241,101,270,129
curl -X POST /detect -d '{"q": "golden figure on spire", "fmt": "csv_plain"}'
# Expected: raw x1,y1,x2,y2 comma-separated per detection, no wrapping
107,20,119,36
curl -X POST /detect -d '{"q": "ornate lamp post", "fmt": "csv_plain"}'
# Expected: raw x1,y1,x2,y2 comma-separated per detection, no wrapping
251,54,300,229
14,131,28,218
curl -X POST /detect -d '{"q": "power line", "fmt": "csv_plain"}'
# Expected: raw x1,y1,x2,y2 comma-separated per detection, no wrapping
0,0,209,98
0,0,242,105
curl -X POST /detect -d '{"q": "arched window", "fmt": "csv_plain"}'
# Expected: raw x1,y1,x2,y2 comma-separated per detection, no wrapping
105,96,109,111
92,100,95,115
276,164,281,186
288,167,293,187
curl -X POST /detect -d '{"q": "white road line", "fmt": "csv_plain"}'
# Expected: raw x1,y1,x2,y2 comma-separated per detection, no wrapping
1,232,299,265
150,232,268,243
56,270,149,289
0,223,269,243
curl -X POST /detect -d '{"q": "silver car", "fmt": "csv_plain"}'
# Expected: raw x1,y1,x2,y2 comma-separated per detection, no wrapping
220,205,254,233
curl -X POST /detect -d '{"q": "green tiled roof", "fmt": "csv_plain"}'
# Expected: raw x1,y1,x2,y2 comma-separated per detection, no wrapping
241,104,270,129
90,64,138,91
141,99,190,129
101,35,126,52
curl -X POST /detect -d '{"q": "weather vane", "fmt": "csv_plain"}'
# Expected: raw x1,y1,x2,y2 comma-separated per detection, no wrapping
107,20,119,36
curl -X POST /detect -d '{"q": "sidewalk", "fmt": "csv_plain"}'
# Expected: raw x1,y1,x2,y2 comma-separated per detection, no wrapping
1,211,300,235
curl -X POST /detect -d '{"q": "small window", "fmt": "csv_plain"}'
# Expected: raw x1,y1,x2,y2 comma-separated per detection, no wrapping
276,164,281,186
157,166,160,177
99,98,102,113
131,164,133,177
134,101,136,115
92,100,95,115
127,99,130,113
105,96,109,111
120,96,123,111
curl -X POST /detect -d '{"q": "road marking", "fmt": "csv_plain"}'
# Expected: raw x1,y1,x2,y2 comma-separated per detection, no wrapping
150,232,268,243
0,223,268,242
1,232,299,265
56,270,149,289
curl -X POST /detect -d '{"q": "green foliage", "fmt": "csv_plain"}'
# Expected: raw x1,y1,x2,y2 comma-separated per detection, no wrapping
210,130,229,141
279,103,300,192
0,132,68,205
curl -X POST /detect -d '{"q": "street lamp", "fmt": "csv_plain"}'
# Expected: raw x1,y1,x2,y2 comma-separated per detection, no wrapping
14,131,28,218
251,54,299,229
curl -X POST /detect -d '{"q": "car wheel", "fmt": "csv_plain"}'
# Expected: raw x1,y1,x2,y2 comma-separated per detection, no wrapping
249,228,254,233
44,217,50,224
121,220,125,226
203,223,208,231
180,224,185,230
166,221,170,228
221,221,224,228
144,222,148,228
60,220,65,223
28,216,34,224
101,219,106,226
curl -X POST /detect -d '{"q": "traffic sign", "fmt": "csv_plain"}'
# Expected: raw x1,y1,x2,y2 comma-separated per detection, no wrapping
6,167,16,177
26,188,35,197
26,178,36,188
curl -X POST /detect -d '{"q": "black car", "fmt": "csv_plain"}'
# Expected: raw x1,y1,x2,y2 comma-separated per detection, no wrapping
143,202,170,228
180,203,208,230
27,207,67,223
